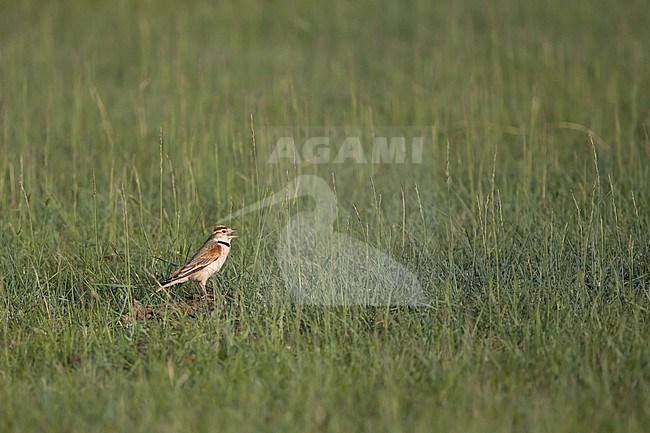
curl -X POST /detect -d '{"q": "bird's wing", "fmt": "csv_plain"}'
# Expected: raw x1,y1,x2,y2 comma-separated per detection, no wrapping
165,240,223,282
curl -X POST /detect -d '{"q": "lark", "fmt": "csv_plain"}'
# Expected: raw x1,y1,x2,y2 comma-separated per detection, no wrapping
158,225,237,297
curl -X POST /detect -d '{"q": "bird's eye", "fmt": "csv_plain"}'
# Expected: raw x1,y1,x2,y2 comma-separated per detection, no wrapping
222,230,226,233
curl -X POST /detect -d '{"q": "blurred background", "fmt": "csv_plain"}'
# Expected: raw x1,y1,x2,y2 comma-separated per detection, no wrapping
1,1,648,431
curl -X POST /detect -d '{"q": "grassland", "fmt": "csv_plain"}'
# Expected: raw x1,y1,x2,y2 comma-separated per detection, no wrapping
1,0,649,432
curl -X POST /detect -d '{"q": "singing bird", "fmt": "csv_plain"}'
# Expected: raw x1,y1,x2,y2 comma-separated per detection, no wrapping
158,225,237,297
228,176,425,305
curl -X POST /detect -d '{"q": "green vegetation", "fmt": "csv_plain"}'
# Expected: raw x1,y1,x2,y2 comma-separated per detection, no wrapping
1,0,648,431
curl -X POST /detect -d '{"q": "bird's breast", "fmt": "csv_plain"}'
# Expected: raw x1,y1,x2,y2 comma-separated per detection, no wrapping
204,248,230,276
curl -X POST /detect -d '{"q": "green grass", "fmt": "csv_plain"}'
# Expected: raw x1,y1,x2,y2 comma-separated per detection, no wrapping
1,0,649,431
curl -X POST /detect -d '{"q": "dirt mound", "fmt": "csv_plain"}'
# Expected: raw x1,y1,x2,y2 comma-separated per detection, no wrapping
130,293,221,320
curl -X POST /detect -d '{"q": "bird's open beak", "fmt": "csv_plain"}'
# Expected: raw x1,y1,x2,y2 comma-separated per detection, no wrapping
229,228,238,238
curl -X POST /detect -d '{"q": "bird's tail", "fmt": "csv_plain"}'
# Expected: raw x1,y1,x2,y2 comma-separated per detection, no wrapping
156,276,183,290
144,270,175,298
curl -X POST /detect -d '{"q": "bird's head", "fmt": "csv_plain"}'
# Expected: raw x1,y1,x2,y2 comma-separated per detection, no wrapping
211,225,238,241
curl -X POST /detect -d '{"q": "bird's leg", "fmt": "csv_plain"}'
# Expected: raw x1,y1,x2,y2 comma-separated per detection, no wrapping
200,282,208,298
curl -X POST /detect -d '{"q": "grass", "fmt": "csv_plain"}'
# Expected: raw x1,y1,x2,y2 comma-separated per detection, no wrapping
1,0,649,431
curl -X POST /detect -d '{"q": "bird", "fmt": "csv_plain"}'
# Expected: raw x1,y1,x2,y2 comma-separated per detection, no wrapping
157,225,237,298
227,175,425,306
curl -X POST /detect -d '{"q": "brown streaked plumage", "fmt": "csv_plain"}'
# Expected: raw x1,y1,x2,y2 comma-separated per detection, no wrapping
158,225,237,297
